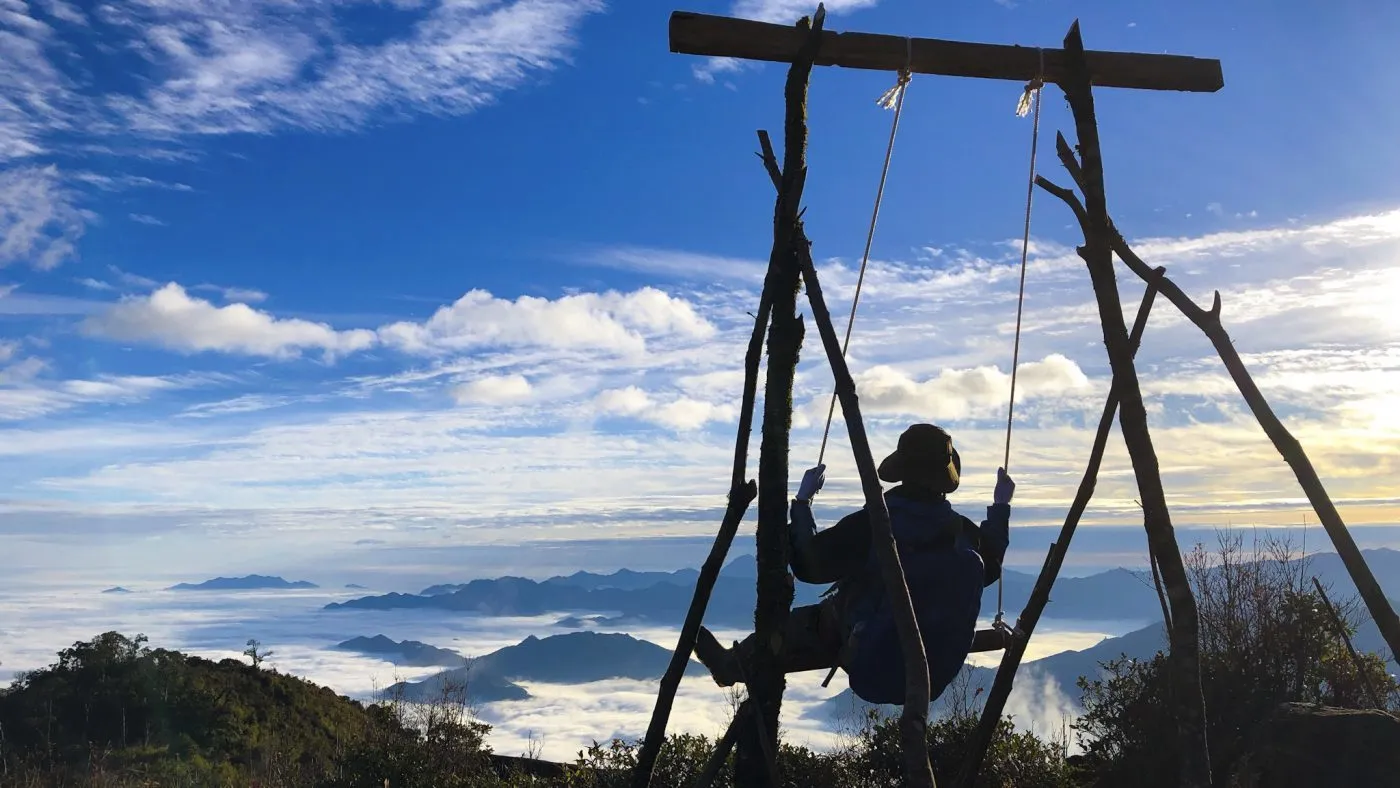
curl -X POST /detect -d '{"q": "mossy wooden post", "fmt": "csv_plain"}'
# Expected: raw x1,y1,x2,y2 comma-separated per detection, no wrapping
959,271,1163,787
1040,135,1400,668
793,233,936,787
1058,20,1211,787
736,7,824,786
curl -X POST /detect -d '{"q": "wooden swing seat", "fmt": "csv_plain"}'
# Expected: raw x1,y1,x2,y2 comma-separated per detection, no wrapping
971,626,1019,653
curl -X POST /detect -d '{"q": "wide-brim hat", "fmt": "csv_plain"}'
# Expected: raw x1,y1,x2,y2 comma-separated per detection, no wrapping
877,423,961,493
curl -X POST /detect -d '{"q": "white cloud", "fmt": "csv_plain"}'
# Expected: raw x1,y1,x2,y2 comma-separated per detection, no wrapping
692,0,881,82
108,265,159,290
98,0,606,138
83,283,377,360
71,173,193,192
594,386,736,431
221,287,268,304
578,246,766,283
594,385,651,417
453,374,533,405
76,277,115,291
0,339,18,363
128,213,165,226
0,0,607,267
851,354,1092,420
0,165,85,269
192,284,269,304
6,206,1400,561
0,352,215,421
693,57,751,85
731,0,880,23
378,287,714,356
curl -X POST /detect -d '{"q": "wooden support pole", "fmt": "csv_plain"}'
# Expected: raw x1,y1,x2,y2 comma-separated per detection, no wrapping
1041,133,1400,674
630,291,771,786
958,271,1163,787
670,11,1224,93
1311,576,1385,709
793,225,935,787
692,706,744,788
1057,20,1212,787
738,8,824,786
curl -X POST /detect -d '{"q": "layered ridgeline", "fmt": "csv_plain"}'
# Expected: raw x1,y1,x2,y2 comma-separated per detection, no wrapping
384,631,709,703
334,635,470,668
325,549,1400,628
169,575,320,591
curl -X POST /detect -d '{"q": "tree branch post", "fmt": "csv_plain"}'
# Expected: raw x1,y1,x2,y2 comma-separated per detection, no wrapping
1041,132,1400,667
794,232,935,787
1056,20,1212,787
629,126,789,788
737,7,825,785
1311,576,1384,709
959,270,1163,787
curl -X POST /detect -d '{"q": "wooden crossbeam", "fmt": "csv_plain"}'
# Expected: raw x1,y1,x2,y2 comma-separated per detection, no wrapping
670,11,1223,93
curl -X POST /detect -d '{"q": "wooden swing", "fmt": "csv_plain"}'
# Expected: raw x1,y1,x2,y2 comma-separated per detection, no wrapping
633,8,1400,788
622,10,1228,788
801,38,1050,672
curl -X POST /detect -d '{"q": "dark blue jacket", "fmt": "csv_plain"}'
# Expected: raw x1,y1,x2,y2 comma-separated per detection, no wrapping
789,485,1010,706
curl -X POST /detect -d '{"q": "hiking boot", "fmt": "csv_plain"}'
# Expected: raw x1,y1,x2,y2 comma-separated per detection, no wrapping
692,626,742,687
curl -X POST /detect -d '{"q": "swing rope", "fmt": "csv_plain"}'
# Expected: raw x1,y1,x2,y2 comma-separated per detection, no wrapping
811,48,1045,654
994,50,1046,634
815,44,912,468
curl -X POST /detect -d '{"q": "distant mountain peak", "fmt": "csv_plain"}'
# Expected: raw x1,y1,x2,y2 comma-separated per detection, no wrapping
101,586,133,594
169,575,319,591
334,635,466,668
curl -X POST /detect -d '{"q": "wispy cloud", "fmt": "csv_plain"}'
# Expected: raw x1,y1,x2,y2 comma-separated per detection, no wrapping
0,166,86,269
4,207,1400,570
71,173,193,193
731,0,880,23
0,352,219,421
192,284,269,304
577,246,766,283
692,0,881,83
128,213,165,226
60,0,600,142
0,0,608,268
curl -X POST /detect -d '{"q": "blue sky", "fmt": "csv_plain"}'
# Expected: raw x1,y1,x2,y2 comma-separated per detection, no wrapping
2,0,1400,584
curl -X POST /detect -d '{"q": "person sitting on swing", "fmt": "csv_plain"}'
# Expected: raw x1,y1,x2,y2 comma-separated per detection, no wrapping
693,422,1015,705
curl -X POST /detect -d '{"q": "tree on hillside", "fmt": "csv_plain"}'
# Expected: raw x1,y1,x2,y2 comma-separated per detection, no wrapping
1073,532,1399,786
244,638,274,668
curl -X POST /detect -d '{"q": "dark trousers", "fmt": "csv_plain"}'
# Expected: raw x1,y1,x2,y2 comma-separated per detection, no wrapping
729,600,846,676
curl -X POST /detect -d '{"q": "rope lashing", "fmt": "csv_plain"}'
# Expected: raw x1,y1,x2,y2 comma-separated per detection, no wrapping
994,48,1045,636
815,38,913,467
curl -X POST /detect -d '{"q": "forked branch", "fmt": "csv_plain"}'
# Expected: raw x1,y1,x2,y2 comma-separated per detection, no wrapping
1037,158,1400,667
960,269,1164,786
1053,19,1211,787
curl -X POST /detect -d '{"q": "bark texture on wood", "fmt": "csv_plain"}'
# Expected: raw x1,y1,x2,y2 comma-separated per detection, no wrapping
737,8,824,786
630,129,784,788
669,11,1224,92
631,483,757,788
958,273,1162,787
1057,20,1212,787
692,706,744,788
792,229,935,788
1040,135,1400,668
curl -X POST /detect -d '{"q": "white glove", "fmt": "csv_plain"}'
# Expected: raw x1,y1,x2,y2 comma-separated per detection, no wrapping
796,464,826,502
